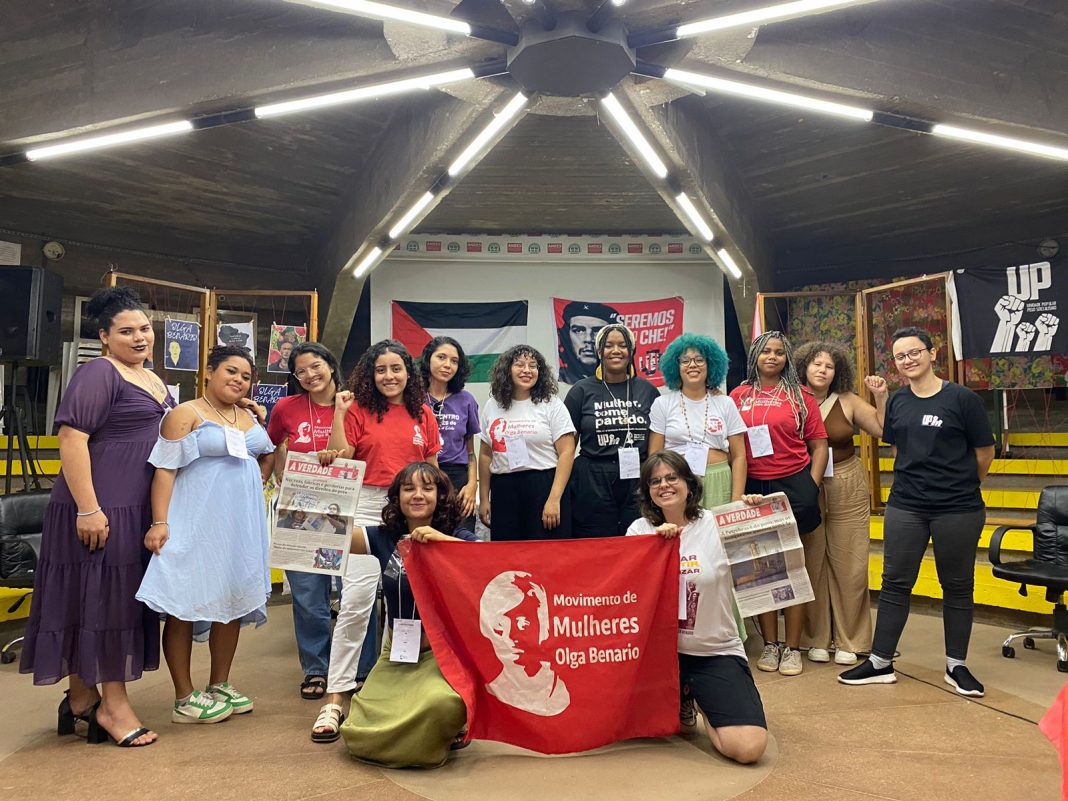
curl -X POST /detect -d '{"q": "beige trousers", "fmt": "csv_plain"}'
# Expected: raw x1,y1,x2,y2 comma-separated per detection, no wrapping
801,455,873,653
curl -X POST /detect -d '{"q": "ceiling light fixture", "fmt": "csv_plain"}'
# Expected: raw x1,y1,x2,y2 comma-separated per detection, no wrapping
447,92,529,177
352,245,385,278
677,0,876,38
25,121,194,161
388,191,436,239
675,193,715,241
287,0,471,35
600,93,668,179
931,124,1068,162
663,68,874,122
716,248,743,280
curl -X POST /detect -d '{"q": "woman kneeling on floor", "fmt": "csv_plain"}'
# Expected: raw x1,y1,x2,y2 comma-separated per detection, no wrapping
313,462,477,767
626,450,768,765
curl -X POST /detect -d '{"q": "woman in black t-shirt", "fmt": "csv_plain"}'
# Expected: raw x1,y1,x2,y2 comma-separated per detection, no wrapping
564,324,660,537
839,327,994,697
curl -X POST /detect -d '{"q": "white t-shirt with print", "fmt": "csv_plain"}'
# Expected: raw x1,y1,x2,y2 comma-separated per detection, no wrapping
626,510,745,659
479,396,576,474
649,391,747,455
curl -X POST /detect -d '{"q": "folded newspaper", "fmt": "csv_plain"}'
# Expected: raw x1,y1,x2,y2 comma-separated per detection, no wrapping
711,493,814,617
270,453,365,577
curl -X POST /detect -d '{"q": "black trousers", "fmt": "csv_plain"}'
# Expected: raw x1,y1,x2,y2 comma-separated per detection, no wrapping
489,468,571,540
440,462,476,532
569,455,640,538
745,466,822,535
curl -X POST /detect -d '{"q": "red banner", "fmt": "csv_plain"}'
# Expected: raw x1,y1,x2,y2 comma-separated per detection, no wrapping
553,296,684,386
402,535,681,754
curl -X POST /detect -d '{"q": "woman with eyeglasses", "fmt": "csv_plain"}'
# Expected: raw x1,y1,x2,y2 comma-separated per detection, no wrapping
649,334,747,509
564,324,660,537
839,327,994,697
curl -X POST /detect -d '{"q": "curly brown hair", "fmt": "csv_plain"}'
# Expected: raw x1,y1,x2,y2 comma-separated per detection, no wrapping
794,340,856,396
345,339,425,422
637,451,704,526
488,345,558,409
380,462,462,543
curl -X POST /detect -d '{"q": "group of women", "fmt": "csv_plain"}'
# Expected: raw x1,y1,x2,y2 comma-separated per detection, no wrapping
19,285,995,767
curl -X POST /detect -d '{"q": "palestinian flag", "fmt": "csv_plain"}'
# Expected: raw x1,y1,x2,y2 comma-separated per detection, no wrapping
391,300,529,382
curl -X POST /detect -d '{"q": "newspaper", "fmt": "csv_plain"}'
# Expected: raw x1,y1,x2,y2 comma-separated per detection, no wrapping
711,492,814,617
270,453,365,577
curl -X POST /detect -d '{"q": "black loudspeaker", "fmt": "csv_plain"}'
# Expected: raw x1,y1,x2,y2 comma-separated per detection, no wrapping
0,266,64,365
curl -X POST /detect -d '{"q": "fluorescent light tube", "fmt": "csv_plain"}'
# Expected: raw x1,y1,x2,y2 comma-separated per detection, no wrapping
601,93,668,179
665,68,873,122
677,0,875,37
25,121,194,161
610,0,628,5
447,92,529,177
388,191,436,239
716,248,743,279
256,68,475,118
931,124,1068,162
675,193,715,241
353,246,385,278
287,0,471,35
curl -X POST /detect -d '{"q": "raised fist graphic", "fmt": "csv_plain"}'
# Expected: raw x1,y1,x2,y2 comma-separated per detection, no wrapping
991,295,1026,352
1036,313,1060,350
1014,321,1037,352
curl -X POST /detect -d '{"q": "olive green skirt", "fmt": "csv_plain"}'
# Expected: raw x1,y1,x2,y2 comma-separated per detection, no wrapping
340,633,467,769
701,461,733,509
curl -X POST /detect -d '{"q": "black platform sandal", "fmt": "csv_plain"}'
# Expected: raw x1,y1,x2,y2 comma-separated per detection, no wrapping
57,690,99,737
300,675,327,700
86,708,156,747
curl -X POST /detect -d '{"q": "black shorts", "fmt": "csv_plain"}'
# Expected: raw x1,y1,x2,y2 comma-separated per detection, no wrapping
679,653,767,730
745,467,822,534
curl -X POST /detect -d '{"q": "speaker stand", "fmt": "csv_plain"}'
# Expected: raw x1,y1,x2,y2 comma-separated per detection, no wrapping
2,361,41,494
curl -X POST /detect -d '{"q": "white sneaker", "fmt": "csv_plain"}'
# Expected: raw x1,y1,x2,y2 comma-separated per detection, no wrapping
779,647,804,676
807,648,831,663
834,650,859,665
172,690,232,724
757,643,782,672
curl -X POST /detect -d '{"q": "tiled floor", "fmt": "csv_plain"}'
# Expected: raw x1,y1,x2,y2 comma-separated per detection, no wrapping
1,604,1062,801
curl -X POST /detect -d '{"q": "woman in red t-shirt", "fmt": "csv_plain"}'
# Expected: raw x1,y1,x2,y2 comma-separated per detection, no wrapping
310,339,441,742
729,331,828,679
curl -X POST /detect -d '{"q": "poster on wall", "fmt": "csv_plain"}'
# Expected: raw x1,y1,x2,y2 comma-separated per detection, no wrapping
553,297,684,386
391,300,529,383
217,320,256,358
951,260,1066,359
268,324,306,374
253,384,288,423
163,319,200,371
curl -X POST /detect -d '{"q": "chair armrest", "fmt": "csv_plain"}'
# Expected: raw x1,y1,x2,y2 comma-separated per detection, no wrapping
989,525,1034,566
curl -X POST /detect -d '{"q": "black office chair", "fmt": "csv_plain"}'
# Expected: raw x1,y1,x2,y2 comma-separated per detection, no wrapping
0,490,50,664
989,485,1068,673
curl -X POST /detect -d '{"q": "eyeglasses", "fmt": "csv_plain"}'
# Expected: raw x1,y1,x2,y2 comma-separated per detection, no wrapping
678,356,706,367
648,473,681,488
892,347,929,363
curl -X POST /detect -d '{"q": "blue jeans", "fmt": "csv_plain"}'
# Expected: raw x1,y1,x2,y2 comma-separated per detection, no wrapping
289,570,379,680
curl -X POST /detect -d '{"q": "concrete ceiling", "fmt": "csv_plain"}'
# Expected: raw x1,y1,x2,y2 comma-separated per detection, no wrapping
2,0,1068,342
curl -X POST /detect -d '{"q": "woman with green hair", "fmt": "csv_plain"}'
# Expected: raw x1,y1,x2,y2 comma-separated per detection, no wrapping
649,333,748,508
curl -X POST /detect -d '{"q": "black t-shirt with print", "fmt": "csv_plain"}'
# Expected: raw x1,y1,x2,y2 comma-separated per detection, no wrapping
564,376,660,460
884,381,994,513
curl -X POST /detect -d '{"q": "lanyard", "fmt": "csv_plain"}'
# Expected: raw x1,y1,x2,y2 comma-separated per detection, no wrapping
601,378,633,444
427,392,449,430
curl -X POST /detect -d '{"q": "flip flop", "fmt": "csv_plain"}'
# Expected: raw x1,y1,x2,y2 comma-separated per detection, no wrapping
300,676,327,700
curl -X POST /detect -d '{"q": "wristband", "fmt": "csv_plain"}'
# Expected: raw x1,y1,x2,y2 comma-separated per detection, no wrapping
76,507,102,517
150,521,169,527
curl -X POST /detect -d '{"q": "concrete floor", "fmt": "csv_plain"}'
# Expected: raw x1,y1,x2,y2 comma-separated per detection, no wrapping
0,603,1062,801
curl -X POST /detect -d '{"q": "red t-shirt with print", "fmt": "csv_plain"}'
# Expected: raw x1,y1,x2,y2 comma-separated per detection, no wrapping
729,384,827,479
267,394,336,454
344,402,442,487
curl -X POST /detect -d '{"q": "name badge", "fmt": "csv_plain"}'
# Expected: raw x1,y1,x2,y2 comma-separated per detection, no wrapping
679,577,688,620
747,424,774,458
683,442,709,476
824,459,834,478
506,436,533,470
389,618,422,663
618,447,640,480
224,426,249,459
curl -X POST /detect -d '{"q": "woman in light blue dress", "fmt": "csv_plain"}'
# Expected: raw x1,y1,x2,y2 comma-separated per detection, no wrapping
137,345,274,725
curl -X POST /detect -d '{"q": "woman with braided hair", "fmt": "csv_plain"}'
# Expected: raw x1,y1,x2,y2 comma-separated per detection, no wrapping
730,331,828,677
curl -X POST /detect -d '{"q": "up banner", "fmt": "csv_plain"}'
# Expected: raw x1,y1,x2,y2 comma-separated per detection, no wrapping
553,296,684,386
402,535,681,754
951,260,1066,359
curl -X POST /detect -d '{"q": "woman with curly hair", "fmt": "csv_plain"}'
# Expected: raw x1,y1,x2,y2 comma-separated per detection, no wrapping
420,337,481,530
313,340,442,741
336,462,478,768
478,345,576,539
730,331,828,677
649,333,748,508
793,341,888,667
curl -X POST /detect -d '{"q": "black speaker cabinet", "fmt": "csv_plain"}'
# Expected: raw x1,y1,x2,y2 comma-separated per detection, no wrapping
0,266,64,365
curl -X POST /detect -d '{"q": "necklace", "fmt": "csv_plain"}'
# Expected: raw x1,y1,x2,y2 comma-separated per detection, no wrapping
202,395,239,427
111,357,165,403
601,378,633,446
682,390,710,445
306,395,332,451
427,391,449,428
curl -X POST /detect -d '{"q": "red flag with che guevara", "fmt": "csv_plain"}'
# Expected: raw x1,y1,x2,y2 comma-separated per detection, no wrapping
401,535,681,754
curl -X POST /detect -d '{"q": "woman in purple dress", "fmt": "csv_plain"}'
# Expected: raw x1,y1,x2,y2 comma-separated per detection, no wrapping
20,287,173,748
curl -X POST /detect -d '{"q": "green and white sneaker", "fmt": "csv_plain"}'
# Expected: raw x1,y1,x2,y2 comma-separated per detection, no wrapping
173,690,232,724
207,682,254,714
